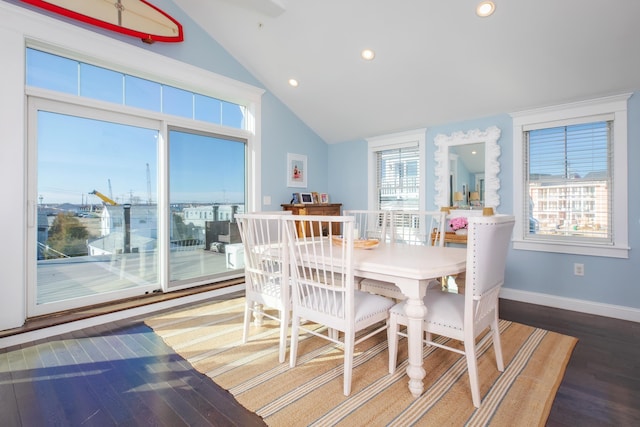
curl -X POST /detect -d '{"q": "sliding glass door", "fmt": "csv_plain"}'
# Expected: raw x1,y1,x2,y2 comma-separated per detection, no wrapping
31,100,159,315
25,46,254,317
168,128,246,288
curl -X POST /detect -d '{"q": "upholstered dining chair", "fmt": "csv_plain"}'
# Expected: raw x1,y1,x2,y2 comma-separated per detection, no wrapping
387,215,515,407
282,214,395,396
236,212,292,363
360,210,446,299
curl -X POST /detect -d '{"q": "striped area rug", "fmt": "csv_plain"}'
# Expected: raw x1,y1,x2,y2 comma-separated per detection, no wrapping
145,297,577,426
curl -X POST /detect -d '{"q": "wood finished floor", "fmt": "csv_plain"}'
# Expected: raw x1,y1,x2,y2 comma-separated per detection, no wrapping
1,298,639,426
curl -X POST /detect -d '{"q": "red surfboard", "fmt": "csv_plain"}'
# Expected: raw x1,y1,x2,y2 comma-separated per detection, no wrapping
22,0,184,44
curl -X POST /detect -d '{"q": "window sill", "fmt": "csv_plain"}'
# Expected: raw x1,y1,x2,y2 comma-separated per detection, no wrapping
513,239,629,259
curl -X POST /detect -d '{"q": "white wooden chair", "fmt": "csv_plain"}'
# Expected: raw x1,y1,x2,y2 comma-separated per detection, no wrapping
236,212,292,363
387,215,515,407
360,210,446,299
282,214,395,396
343,209,390,241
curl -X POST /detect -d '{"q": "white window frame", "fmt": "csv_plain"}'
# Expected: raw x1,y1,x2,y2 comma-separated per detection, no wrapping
511,94,630,258
367,129,427,211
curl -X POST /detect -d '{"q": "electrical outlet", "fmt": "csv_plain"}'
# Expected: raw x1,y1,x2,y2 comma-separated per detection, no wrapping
574,263,584,276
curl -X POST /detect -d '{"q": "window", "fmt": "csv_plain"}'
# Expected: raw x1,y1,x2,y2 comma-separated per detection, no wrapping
26,48,246,128
367,129,426,211
511,94,630,258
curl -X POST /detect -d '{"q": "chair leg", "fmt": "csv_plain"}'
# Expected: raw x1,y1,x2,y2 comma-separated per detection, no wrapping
253,303,264,326
289,314,300,368
387,313,399,374
328,328,339,341
491,315,504,371
278,308,290,363
343,332,355,396
242,301,252,344
464,336,482,408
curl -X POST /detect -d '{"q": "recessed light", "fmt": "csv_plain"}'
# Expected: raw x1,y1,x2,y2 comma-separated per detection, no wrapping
361,49,375,61
476,1,496,17
288,78,299,87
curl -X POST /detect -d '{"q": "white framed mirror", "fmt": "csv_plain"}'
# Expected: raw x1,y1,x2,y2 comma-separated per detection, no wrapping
434,126,501,209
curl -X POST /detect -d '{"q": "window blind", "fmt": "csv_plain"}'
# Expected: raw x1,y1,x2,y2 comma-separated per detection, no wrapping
525,121,612,242
375,146,419,211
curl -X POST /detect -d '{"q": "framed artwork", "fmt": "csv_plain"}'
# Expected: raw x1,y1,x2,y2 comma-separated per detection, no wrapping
287,153,307,188
312,192,320,203
320,193,329,204
300,192,314,204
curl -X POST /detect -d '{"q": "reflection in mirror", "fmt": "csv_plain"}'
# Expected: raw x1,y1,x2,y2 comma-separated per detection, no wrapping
434,126,501,210
449,143,485,207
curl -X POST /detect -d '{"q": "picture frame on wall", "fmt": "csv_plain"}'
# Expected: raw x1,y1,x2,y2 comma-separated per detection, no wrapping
287,153,307,188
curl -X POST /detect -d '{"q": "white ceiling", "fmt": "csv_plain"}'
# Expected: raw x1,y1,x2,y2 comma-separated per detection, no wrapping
172,0,640,144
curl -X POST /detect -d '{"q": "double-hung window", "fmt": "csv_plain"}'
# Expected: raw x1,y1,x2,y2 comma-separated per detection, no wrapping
511,94,630,258
367,129,426,211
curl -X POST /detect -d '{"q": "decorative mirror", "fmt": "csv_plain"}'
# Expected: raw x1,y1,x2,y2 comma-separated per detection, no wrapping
434,126,501,209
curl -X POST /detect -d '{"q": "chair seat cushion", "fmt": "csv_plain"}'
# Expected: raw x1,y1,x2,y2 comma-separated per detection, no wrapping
354,290,395,322
390,290,465,331
302,289,394,321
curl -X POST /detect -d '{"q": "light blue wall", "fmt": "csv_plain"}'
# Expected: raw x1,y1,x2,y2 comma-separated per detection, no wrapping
328,140,368,211
329,102,640,312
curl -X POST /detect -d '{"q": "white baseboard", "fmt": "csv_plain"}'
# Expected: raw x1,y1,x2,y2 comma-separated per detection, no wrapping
500,287,640,323
0,283,246,349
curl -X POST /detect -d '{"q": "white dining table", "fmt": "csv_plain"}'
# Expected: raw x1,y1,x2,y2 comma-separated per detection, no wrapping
351,242,467,397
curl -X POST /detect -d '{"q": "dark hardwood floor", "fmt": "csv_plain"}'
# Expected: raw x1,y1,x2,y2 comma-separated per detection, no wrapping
1,297,638,426
499,299,640,426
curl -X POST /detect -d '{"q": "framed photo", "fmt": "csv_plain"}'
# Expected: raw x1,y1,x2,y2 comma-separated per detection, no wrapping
312,192,319,204
291,193,301,204
287,153,307,188
320,193,329,204
299,192,314,204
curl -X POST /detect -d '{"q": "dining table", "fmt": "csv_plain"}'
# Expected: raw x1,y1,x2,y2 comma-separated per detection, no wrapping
293,237,468,398
350,241,467,397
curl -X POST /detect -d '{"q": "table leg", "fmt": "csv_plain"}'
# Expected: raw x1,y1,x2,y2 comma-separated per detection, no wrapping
404,297,427,397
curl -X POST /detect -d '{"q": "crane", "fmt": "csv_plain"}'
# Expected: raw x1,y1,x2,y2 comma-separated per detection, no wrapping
90,190,118,206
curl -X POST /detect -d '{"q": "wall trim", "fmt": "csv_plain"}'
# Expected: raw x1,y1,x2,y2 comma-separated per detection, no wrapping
500,287,640,323
0,284,245,349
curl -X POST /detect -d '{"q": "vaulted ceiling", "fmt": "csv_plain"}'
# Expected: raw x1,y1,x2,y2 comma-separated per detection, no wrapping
173,0,640,144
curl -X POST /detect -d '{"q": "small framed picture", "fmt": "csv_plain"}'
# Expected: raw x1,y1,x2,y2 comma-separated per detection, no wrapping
312,192,319,204
320,193,329,204
291,193,301,204
287,153,307,188
299,192,314,204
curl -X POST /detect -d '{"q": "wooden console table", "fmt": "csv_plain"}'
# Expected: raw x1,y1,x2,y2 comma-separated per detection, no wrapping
281,203,342,237
432,231,467,245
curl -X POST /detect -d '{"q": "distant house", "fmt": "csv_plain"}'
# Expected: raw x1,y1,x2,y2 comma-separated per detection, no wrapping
182,204,244,228
87,205,158,255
